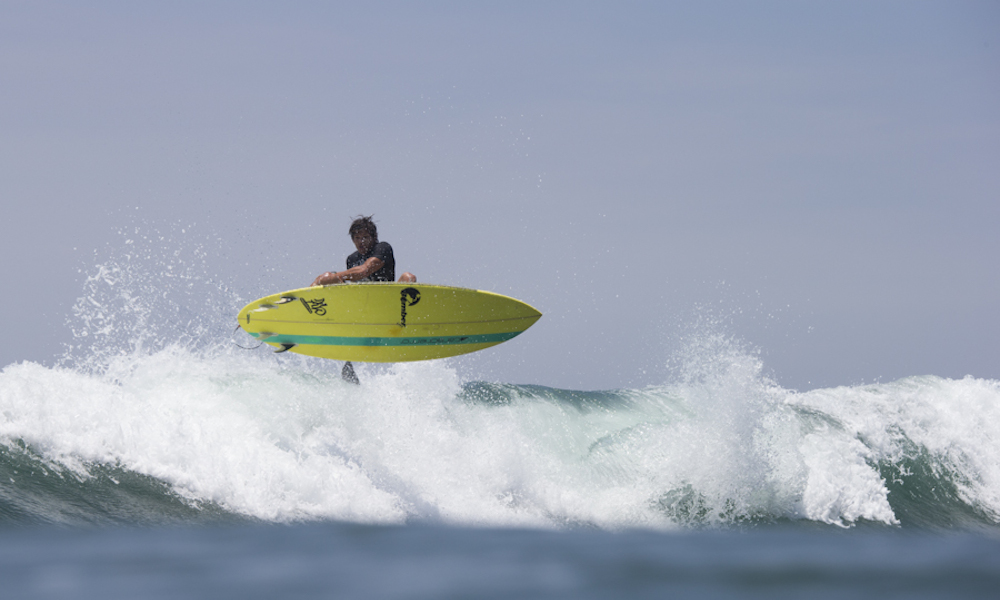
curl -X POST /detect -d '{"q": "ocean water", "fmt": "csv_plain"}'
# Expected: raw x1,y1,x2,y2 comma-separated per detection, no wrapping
1,244,999,597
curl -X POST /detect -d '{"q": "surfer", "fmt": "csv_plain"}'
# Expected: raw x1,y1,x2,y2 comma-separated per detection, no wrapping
311,216,416,384
311,216,416,286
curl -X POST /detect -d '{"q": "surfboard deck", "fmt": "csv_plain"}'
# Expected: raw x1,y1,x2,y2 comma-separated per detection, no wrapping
237,283,542,362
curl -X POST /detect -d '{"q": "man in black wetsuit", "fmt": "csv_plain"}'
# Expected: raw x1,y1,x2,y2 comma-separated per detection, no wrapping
311,216,416,383
311,216,416,286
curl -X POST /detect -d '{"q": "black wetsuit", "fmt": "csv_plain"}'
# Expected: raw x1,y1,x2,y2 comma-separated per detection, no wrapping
346,241,395,282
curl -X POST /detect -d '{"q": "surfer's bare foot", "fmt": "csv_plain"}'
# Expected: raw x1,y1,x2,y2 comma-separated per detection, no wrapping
398,272,416,283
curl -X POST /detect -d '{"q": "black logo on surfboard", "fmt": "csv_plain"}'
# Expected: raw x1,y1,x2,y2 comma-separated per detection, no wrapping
299,297,328,316
398,287,420,327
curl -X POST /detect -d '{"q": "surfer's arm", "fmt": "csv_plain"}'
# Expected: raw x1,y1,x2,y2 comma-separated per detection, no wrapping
311,257,384,286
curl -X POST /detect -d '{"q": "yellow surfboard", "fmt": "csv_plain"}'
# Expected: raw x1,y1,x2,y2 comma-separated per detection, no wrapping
237,283,542,362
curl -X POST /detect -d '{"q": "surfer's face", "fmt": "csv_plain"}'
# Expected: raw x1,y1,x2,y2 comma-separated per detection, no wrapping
352,231,376,254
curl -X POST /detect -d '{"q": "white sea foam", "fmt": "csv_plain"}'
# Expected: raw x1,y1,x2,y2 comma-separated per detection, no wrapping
791,375,1000,524
3,226,997,529
3,338,998,529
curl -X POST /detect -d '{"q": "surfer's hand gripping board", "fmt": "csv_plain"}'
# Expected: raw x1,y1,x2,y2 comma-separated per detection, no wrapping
237,283,541,362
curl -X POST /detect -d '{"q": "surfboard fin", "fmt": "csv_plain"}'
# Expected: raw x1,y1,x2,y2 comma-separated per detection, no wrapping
342,361,360,385
274,343,296,353
256,332,277,341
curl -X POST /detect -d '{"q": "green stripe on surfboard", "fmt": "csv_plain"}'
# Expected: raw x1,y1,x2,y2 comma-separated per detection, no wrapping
252,331,523,347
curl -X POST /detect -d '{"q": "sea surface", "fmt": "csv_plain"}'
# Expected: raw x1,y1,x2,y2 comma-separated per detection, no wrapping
1,249,999,598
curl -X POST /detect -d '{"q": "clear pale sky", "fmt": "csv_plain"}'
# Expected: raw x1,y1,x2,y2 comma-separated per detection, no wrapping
2,1,997,390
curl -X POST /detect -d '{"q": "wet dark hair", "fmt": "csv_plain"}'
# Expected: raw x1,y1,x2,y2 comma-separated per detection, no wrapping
348,215,378,241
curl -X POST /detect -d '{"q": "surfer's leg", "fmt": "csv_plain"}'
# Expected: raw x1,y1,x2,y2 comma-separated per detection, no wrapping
341,361,360,385
398,272,416,283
